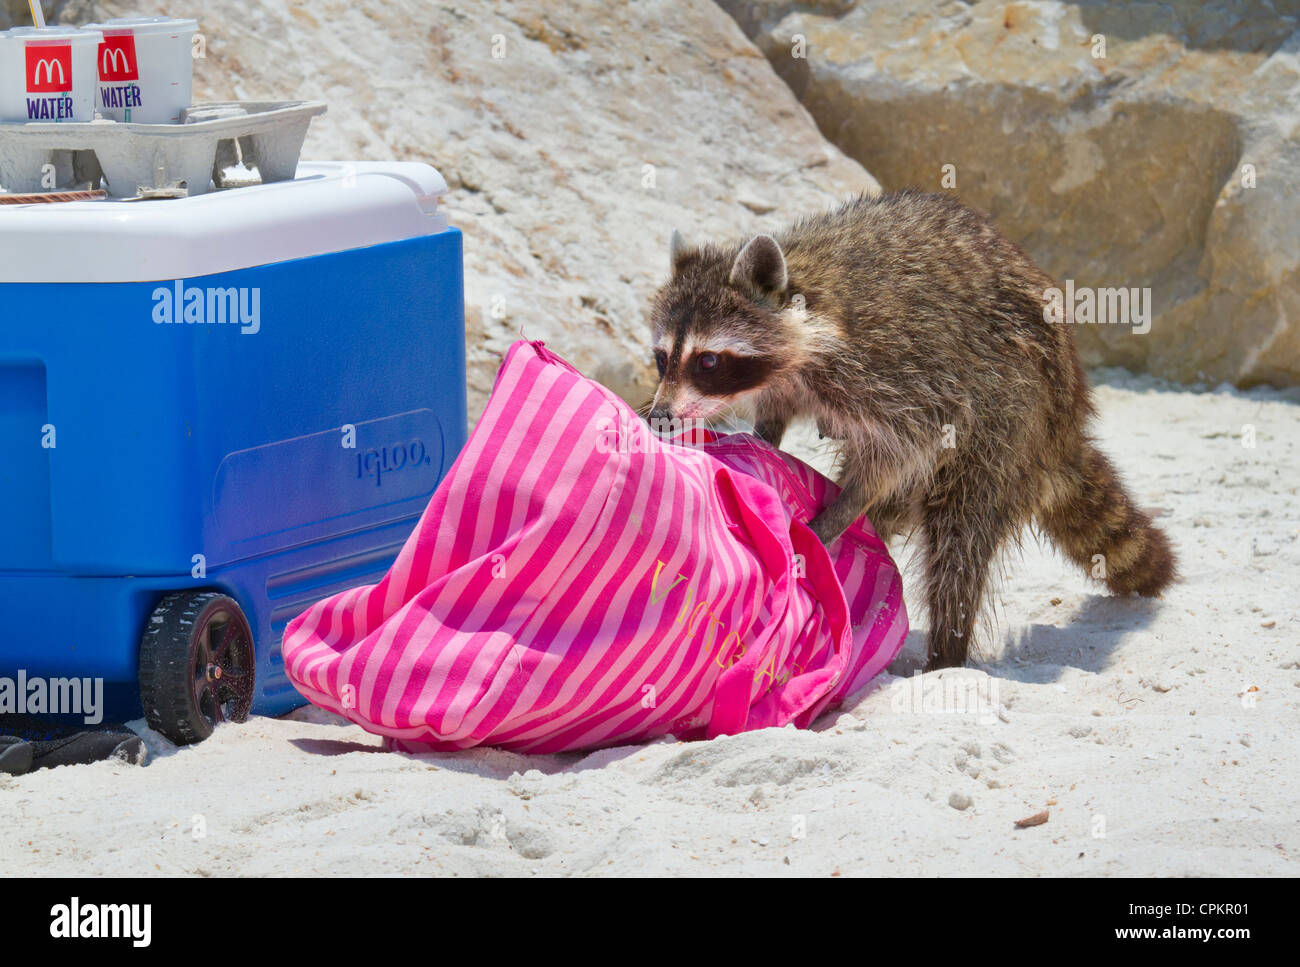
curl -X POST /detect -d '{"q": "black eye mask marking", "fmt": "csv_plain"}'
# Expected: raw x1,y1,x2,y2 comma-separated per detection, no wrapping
688,352,774,396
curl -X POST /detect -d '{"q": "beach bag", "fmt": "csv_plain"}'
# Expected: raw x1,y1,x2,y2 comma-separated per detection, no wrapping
282,340,906,754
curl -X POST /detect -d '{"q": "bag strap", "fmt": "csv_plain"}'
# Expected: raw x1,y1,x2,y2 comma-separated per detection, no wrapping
704,467,797,737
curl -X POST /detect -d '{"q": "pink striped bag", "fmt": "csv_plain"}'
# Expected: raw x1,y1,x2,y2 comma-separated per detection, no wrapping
282,340,906,754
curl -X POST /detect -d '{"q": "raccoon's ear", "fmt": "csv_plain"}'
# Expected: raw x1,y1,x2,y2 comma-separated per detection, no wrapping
729,234,787,296
669,229,689,274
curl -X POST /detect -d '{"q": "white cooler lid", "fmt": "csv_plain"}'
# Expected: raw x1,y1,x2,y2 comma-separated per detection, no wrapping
0,161,451,283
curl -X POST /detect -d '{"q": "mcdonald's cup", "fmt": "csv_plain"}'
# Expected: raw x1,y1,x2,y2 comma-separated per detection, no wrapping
0,26,103,123
83,17,198,124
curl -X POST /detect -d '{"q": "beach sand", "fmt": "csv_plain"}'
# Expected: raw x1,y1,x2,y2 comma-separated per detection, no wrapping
3,371,1296,876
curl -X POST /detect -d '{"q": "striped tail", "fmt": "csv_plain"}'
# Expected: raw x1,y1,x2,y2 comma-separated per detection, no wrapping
1039,441,1177,596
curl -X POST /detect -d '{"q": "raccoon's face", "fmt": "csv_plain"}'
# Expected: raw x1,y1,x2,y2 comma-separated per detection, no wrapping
647,232,791,425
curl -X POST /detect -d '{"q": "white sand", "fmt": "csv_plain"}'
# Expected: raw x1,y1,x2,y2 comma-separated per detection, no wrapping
3,372,1297,876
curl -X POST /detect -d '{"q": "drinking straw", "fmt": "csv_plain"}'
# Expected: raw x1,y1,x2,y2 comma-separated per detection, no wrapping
0,190,108,204
28,1,46,28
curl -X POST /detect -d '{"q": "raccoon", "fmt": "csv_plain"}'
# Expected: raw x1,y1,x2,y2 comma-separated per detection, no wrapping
646,189,1176,670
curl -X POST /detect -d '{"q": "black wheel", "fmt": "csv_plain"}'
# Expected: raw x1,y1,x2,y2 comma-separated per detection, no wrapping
139,591,256,745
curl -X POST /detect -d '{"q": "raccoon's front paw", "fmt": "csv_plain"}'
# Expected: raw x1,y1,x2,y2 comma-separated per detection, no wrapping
806,513,847,547
754,419,788,448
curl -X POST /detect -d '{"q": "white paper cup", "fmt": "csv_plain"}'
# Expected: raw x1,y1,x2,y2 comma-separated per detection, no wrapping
0,27,103,122
82,17,198,124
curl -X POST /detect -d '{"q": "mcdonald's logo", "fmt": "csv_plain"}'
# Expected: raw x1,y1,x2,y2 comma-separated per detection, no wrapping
98,35,139,82
25,45,72,93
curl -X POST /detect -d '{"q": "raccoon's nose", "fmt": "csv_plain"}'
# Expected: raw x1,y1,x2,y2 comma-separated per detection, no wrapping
648,407,673,424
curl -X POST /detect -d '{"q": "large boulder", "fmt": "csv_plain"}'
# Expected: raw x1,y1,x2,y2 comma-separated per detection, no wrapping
719,0,1300,387
76,0,878,421
1,1,95,28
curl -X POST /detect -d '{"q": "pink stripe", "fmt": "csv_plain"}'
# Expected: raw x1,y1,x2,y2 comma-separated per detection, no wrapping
378,377,605,732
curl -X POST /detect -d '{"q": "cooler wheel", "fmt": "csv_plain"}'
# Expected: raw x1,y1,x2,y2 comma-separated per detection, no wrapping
139,591,256,745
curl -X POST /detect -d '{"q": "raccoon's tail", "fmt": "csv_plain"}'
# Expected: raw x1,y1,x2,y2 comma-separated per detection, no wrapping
1038,440,1177,596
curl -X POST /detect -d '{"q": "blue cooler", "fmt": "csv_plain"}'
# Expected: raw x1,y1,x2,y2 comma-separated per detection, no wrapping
0,161,467,740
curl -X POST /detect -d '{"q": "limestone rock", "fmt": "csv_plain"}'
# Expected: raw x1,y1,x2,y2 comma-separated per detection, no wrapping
720,0,1300,386
79,0,878,422
1,0,97,29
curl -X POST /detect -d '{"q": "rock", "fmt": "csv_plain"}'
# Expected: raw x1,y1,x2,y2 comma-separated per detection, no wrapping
719,0,1300,388
0,0,95,29
948,791,973,810
79,0,877,422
